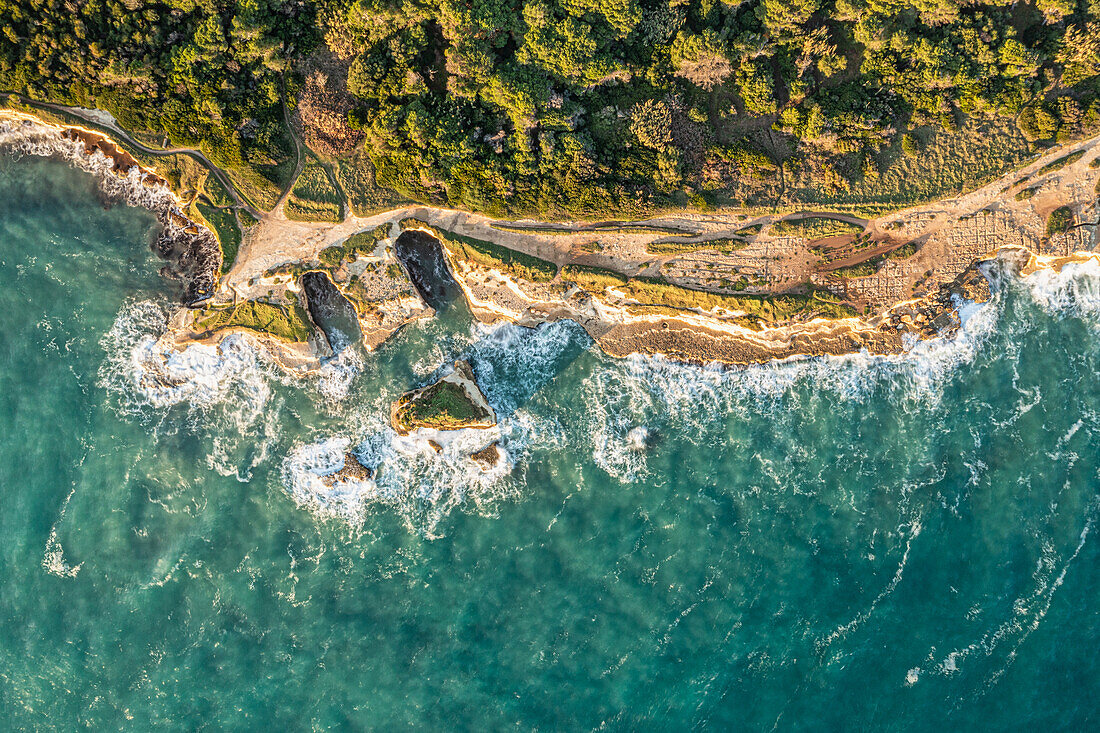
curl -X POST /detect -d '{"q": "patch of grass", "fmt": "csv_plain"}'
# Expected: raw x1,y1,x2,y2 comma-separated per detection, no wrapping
227,161,291,212
884,241,919,259
606,224,694,235
401,219,558,282
622,277,855,322
1036,151,1085,176
394,380,492,431
129,151,207,197
831,261,878,278
489,223,692,237
490,224,588,236
318,223,391,268
561,264,629,290
1047,206,1074,236
1090,157,1100,169
769,217,864,239
201,174,234,207
195,202,242,274
1015,186,1038,200
333,148,412,217
734,224,763,236
829,241,919,278
285,160,342,222
194,299,313,342
239,209,259,227
646,237,748,255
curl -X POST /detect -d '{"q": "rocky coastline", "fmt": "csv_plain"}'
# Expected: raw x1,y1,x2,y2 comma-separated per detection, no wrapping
4,108,1099,374
0,112,221,305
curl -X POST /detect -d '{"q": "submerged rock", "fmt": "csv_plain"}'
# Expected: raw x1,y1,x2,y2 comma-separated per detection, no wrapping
391,360,497,435
322,451,374,485
468,442,502,470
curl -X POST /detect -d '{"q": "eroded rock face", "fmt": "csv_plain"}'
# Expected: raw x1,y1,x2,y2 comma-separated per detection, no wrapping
393,231,463,311
882,259,995,340
300,270,362,353
391,360,497,435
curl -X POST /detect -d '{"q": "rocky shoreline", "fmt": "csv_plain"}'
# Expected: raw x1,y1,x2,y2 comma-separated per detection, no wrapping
0,112,221,305
4,108,1099,373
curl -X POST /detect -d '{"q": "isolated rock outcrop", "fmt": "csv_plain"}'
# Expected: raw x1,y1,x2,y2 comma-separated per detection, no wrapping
390,360,496,435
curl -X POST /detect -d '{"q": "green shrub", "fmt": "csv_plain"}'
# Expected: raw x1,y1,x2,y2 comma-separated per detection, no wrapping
885,241,919,259
318,224,391,268
1047,206,1074,236
769,217,864,239
1036,151,1085,176
646,238,748,255
622,277,856,322
561,264,629,290
830,261,877,278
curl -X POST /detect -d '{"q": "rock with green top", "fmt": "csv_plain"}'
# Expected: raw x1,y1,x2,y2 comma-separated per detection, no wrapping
390,361,497,435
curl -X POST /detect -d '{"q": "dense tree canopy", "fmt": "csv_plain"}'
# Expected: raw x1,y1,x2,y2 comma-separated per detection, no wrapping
0,0,1097,216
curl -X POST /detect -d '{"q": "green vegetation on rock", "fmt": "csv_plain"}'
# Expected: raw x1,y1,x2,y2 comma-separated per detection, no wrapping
394,381,487,431
194,299,314,343
1047,206,1075,236
318,224,391,268
621,277,855,323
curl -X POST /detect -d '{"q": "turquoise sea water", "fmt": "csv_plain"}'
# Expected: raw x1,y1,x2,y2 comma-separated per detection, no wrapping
2,154,1100,729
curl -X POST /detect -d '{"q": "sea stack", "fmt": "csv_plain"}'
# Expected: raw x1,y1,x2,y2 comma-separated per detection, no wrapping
390,360,497,435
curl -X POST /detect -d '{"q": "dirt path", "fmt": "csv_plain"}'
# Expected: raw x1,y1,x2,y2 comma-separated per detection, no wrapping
274,83,306,214
4,93,267,220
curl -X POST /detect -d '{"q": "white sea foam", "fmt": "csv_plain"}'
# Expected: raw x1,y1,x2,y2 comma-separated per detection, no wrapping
0,117,206,242
282,424,518,537
315,348,363,403
102,251,1100,536
277,320,589,534
99,300,271,423
575,290,1000,484
43,485,82,578
1020,257,1100,320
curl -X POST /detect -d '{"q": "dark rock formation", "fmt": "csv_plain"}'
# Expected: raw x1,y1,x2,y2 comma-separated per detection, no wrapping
469,442,502,470
300,270,362,353
393,230,463,311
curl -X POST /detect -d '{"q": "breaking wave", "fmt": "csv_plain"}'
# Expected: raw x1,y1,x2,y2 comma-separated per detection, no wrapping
96,251,1100,536
0,116,219,302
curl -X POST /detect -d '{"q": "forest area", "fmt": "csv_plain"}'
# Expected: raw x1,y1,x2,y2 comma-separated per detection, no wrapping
0,0,1098,218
